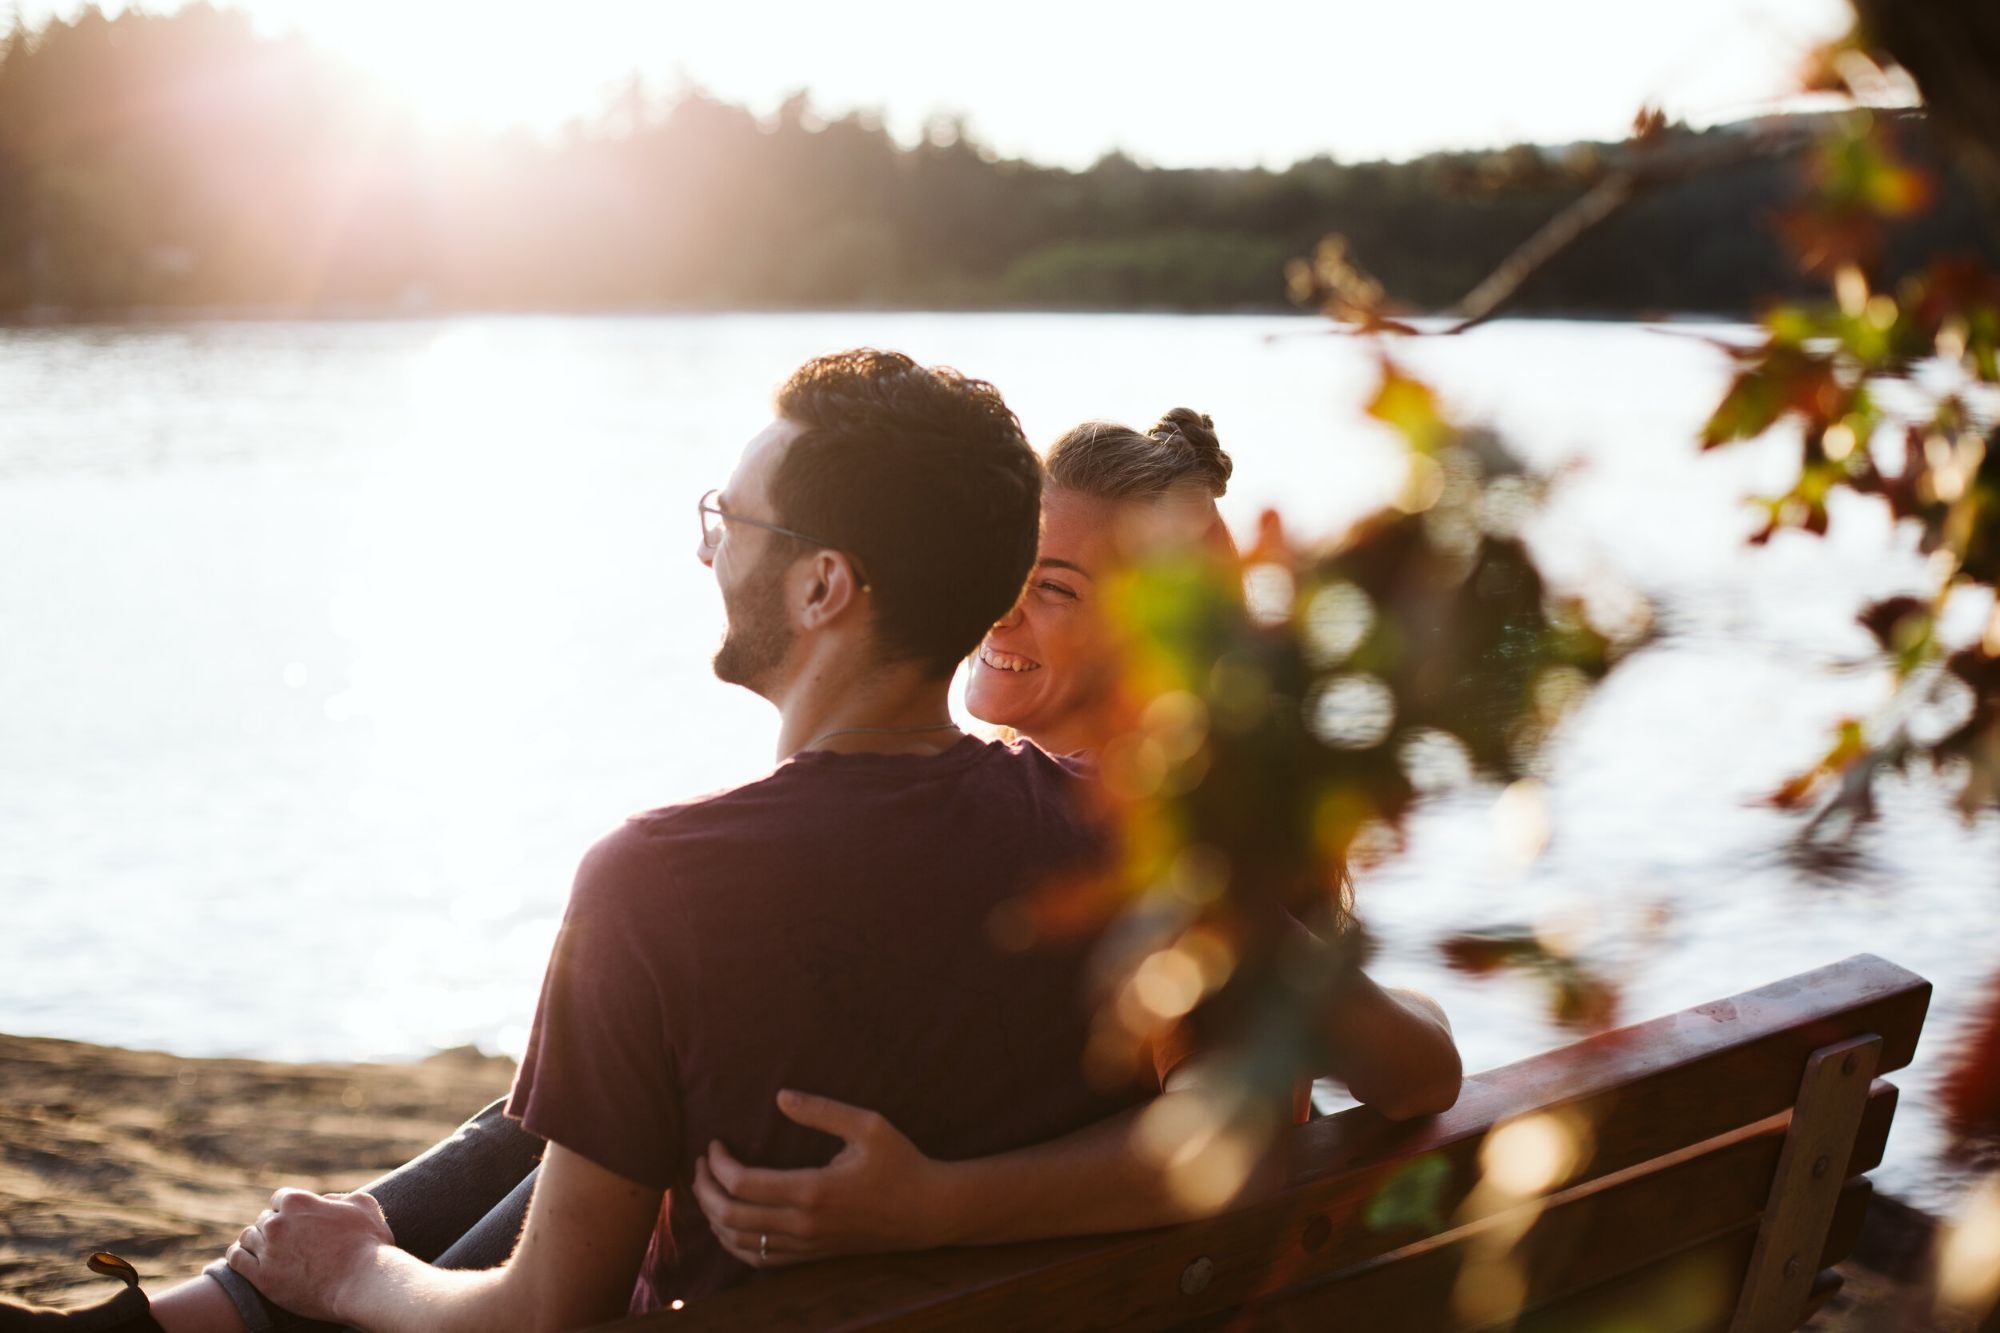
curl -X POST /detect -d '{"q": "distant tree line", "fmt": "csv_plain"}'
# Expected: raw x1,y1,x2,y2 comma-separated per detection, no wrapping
2,3,1995,317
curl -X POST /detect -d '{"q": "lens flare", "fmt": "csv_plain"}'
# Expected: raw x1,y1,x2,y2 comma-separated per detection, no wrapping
1480,1110,1589,1198
1937,1171,2000,1315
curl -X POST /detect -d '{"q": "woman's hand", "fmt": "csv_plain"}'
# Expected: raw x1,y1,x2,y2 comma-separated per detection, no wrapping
692,1089,957,1267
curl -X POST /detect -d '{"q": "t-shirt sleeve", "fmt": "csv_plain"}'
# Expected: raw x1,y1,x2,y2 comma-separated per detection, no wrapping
506,822,684,1191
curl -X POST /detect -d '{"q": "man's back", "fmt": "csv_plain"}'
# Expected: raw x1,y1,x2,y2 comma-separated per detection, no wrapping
507,736,1143,1311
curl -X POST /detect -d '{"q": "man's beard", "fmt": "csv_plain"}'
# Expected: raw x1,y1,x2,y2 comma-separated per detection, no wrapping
711,552,795,691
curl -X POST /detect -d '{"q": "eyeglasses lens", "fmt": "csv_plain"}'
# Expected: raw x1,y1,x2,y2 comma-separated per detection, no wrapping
699,491,723,549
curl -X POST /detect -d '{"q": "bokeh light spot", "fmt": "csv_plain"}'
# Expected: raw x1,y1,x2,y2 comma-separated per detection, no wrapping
1452,1255,1528,1328
1480,1110,1589,1197
1493,779,1553,870
1167,845,1231,908
1937,1171,2000,1314
1302,581,1376,668
1244,562,1296,627
1478,475,1534,538
1131,947,1207,1021
1142,690,1211,763
1101,733,1170,801
1393,453,1446,514
1533,665,1592,725
1400,727,1474,795
1307,674,1396,750
1136,1088,1272,1216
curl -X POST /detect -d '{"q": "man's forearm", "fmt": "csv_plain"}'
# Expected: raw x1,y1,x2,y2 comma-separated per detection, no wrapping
333,1246,515,1333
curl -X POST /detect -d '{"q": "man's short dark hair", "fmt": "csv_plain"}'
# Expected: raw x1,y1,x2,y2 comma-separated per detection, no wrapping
771,349,1042,678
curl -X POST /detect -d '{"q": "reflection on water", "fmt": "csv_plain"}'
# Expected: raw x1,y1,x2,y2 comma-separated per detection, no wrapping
1,313,1996,1211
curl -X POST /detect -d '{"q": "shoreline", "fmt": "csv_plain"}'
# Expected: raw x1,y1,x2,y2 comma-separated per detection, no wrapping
0,1033,1964,1325
0,1032,514,1310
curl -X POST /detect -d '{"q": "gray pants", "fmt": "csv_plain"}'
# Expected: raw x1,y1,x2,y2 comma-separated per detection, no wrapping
203,1100,544,1333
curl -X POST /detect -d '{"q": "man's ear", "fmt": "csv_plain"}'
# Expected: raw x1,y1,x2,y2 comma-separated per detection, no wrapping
796,550,864,630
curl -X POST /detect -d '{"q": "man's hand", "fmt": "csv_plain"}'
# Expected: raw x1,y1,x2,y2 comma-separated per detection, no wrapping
226,1187,395,1325
692,1089,954,1266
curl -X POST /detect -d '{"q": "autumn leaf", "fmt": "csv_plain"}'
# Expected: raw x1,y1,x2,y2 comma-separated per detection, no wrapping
1366,358,1451,455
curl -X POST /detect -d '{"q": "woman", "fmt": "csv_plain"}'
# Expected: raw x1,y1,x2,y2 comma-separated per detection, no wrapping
687,409,1461,1268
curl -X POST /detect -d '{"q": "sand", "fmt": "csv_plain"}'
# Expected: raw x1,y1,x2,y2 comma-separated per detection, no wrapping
0,1032,514,1311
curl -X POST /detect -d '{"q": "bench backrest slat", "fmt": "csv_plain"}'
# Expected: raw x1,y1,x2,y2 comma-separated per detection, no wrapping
1222,1094,1892,1331
1506,1182,1871,1333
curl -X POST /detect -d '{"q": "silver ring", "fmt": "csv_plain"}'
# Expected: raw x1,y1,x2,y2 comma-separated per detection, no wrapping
759,1232,769,1262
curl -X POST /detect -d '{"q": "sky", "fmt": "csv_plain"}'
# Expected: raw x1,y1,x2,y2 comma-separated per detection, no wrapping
21,0,1863,167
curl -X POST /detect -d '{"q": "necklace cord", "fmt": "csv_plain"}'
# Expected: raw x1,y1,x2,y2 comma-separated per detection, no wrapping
800,720,962,754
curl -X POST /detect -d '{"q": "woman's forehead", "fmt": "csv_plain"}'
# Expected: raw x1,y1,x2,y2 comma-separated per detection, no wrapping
1042,486,1221,568
1039,490,1122,570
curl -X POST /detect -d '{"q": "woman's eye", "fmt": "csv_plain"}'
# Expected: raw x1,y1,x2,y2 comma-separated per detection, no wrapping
1036,580,1077,600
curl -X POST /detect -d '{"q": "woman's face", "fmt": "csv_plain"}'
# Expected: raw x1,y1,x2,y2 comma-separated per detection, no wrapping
964,488,1125,756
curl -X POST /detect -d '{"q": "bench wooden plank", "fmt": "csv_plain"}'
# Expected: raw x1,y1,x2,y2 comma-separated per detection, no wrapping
1212,1091,1894,1330
618,954,1928,1331
1510,1183,1871,1333
1732,1035,1882,1331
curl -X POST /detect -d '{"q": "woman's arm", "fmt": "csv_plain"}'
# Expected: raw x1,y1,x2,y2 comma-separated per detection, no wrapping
693,973,1461,1267
1314,970,1463,1120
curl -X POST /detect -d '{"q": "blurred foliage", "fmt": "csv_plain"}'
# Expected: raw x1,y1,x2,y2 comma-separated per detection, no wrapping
1699,109,2000,828
1438,927,1623,1031
1051,360,1645,1144
1943,973,2000,1131
1066,12,2000,1213
1303,14,2000,1204
1712,24,2000,1217
1364,1153,1454,1233
3,5,2000,316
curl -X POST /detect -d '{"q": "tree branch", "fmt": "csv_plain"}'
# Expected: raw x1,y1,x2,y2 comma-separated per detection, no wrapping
1443,124,1822,334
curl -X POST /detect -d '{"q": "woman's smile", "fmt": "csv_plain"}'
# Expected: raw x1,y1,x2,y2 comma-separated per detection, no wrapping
976,645,1040,673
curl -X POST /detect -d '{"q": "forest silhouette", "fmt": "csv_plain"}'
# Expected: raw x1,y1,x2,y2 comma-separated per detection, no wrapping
3,3,1997,317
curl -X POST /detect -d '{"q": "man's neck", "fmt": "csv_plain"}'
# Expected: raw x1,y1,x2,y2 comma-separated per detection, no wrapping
769,645,958,760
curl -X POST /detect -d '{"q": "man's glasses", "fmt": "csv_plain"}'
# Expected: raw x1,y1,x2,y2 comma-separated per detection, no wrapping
697,489,873,589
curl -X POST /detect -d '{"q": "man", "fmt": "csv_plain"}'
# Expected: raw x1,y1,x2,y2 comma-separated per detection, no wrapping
2,349,1146,1332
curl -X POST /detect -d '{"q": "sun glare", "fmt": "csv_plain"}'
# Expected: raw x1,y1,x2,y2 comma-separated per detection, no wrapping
279,1,604,132
26,0,1856,161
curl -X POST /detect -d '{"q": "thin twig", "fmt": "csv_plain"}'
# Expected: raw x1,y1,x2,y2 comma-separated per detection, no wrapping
1442,124,1824,334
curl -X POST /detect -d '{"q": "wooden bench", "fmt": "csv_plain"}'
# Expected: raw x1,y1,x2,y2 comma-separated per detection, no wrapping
614,953,1930,1332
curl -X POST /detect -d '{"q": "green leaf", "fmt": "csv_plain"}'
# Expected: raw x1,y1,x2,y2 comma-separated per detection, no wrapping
1365,1153,1453,1234
1702,369,1785,447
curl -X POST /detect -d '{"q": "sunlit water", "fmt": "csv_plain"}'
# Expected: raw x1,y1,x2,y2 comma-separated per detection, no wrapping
3,313,1996,1213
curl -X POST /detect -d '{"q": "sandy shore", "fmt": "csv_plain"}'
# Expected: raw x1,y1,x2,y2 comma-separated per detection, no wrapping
0,1032,1974,1326
0,1032,515,1310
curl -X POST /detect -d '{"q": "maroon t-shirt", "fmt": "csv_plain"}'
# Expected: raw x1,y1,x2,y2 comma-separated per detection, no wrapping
505,736,1150,1313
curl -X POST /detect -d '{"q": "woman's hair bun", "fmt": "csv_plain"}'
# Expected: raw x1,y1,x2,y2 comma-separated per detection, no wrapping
1046,406,1234,500
1147,407,1232,493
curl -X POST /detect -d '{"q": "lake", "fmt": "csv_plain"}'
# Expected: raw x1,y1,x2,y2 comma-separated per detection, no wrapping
2,311,1995,1213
